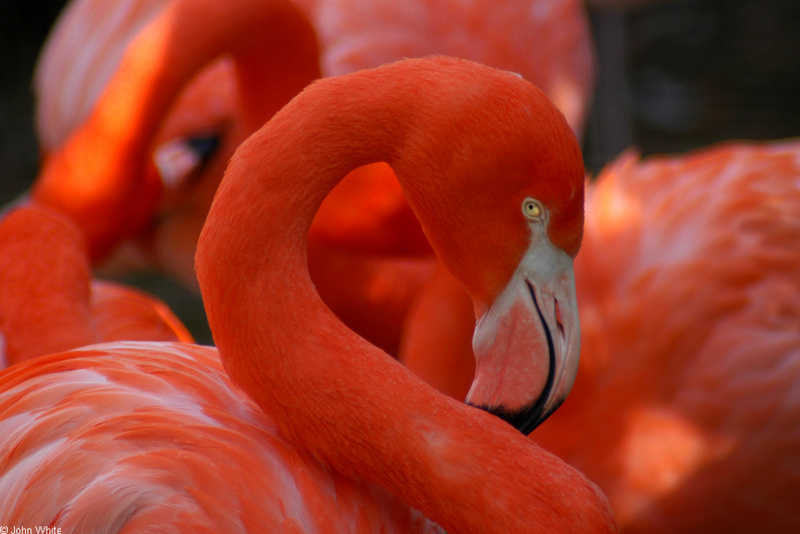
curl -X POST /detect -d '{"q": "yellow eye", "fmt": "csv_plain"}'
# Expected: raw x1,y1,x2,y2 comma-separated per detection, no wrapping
522,198,544,220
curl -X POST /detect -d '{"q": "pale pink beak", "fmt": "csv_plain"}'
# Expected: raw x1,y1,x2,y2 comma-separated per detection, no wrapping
467,234,580,435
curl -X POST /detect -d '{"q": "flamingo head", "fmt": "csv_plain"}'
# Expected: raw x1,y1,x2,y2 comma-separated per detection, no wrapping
30,0,320,266
466,194,582,435
398,62,585,435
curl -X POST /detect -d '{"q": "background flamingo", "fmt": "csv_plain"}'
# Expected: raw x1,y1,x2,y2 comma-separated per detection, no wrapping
0,57,616,532
30,0,320,265
35,0,593,145
0,205,192,368
293,0,594,136
529,139,800,532
30,0,242,289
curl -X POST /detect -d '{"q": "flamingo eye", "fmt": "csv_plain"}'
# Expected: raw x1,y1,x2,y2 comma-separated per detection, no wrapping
154,133,221,190
522,198,544,221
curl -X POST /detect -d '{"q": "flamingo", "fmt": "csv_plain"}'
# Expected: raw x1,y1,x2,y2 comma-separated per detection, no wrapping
31,0,244,285
0,56,616,532
528,140,800,532
0,205,192,368
29,0,595,356
30,0,321,265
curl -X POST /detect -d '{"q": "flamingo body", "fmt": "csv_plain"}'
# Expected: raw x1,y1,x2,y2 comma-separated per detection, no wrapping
88,280,193,345
0,342,440,532
533,140,800,532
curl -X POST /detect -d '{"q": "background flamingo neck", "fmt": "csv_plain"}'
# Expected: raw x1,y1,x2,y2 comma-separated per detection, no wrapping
0,207,94,365
33,0,320,262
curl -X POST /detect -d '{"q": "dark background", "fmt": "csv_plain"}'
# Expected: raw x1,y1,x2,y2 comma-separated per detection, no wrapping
2,0,799,343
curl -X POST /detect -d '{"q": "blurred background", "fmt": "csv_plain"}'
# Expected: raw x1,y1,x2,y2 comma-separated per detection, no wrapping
2,0,799,343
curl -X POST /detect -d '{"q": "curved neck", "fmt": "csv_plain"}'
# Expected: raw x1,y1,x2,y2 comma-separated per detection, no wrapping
197,58,613,532
0,207,94,366
33,0,320,262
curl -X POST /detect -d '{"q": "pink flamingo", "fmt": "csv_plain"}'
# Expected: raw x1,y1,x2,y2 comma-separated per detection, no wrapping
0,57,616,532
30,0,320,265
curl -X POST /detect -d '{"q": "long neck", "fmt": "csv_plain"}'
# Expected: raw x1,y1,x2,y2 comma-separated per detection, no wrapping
197,59,614,532
0,207,94,366
32,0,320,262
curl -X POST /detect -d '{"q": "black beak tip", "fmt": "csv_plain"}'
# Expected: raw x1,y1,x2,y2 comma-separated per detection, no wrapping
468,397,564,436
468,280,569,435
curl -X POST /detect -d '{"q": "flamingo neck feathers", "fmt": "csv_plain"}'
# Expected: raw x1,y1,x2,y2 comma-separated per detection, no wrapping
33,0,320,262
0,207,94,366
196,58,614,532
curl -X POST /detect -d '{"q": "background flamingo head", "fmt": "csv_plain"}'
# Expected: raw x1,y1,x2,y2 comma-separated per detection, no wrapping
30,0,320,265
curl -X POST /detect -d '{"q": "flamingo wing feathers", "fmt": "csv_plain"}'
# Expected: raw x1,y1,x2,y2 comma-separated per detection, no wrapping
534,139,800,532
0,342,441,532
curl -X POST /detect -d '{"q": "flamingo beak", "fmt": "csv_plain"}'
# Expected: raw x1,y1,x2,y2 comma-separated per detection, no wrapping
466,235,580,435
